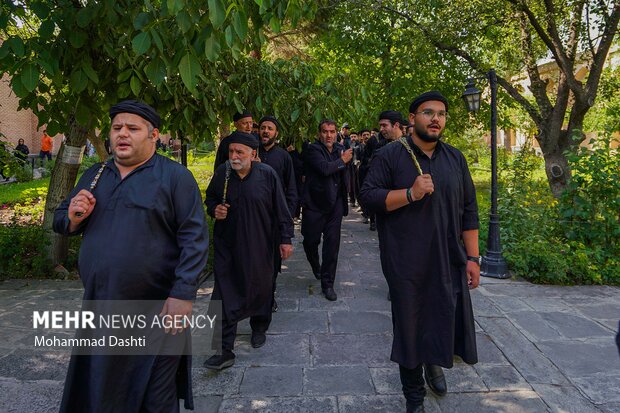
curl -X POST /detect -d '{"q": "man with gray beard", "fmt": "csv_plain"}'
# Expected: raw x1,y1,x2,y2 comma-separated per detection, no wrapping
204,131,294,369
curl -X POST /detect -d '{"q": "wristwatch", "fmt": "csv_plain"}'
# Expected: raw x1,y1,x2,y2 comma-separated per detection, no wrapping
467,256,482,265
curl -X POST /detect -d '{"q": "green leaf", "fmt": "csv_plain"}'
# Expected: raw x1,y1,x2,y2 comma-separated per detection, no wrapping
82,62,99,84
204,33,221,62
70,69,89,93
167,0,184,14
117,69,133,83
269,16,281,33
133,12,150,30
225,26,234,47
232,10,248,40
256,95,263,111
38,20,55,39
117,82,131,99
7,37,25,57
145,58,166,86
20,64,40,92
150,29,164,53
0,14,9,30
176,10,192,33
208,0,226,29
75,103,90,126
130,75,142,96
76,7,94,28
11,78,29,98
0,42,10,59
291,108,300,122
183,107,192,123
69,31,88,48
132,32,152,56
31,2,50,19
36,56,56,76
179,53,202,93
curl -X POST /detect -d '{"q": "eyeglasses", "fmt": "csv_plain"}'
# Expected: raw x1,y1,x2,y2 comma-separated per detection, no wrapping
415,110,449,120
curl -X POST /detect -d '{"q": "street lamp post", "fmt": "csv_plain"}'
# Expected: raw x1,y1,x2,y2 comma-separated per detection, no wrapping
462,69,510,279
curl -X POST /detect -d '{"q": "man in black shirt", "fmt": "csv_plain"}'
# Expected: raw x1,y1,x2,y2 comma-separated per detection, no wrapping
213,111,255,171
301,119,352,301
360,92,479,413
258,115,298,312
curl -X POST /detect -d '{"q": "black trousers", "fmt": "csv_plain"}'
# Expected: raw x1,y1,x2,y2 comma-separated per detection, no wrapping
140,355,181,413
301,200,344,290
221,311,272,351
399,363,426,409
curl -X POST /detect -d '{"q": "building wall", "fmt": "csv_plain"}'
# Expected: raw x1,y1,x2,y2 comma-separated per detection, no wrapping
0,74,62,155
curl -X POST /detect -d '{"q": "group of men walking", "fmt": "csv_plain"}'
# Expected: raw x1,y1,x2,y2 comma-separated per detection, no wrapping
54,90,480,413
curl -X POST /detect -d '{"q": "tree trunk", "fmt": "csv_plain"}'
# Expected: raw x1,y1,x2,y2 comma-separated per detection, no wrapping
88,130,109,161
42,116,89,266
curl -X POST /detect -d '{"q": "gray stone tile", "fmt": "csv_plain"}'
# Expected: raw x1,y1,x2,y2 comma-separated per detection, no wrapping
369,367,401,394
0,378,63,413
475,365,531,391
435,390,548,413
337,395,405,413
505,311,564,342
191,367,244,396
270,297,299,312
524,297,573,313
181,395,221,412
343,296,392,312
539,312,611,339
536,341,620,377
598,402,620,413
328,311,391,334
476,317,568,384
311,334,392,367
231,334,310,367
470,289,501,316
444,363,487,392
487,296,532,313
475,332,510,365
303,366,374,395
530,383,601,413
299,296,350,311
218,396,337,412
0,350,69,381
573,301,620,322
570,373,620,404
268,311,329,334
239,366,302,396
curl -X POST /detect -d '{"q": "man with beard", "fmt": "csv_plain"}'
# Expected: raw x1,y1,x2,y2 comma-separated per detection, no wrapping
213,110,254,171
54,100,209,412
204,132,293,368
257,115,298,312
302,119,352,301
360,92,479,413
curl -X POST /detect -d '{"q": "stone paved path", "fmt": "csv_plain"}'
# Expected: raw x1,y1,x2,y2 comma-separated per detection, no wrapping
0,209,619,412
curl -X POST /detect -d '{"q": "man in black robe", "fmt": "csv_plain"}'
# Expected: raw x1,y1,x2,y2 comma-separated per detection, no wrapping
360,92,479,413
301,119,352,301
53,100,209,412
204,132,294,369
257,116,298,312
213,110,254,171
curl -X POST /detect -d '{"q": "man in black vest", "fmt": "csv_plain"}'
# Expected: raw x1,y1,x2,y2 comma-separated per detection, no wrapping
301,119,352,301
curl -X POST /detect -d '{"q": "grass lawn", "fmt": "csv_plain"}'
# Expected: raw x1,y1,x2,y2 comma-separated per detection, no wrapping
0,177,50,206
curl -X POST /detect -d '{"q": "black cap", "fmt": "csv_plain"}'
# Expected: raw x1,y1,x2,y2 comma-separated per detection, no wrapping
233,111,252,122
409,91,449,114
228,131,259,149
109,100,161,129
259,115,281,130
342,123,350,129
378,110,405,125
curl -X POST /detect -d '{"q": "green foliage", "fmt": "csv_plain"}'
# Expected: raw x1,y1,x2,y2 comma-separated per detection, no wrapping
558,135,620,283
0,223,52,279
491,138,619,285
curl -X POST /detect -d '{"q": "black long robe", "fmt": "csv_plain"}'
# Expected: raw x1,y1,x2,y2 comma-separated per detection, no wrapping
359,137,478,370
53,154,209,412
258,144,298,217
205,162,293,322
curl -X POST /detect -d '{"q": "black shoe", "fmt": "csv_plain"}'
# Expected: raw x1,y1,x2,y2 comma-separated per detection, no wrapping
204,351,235,370
251,331,267,348
369,222,376,231
407,404,425,413
271,299,278,313
323,287,337,301
423,364,447,396
363,217,369,224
